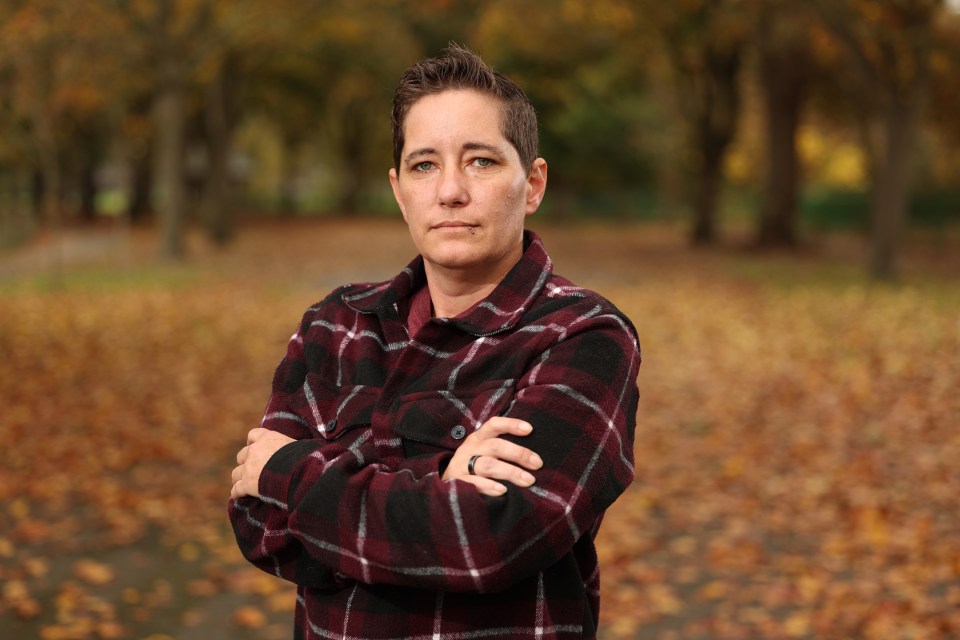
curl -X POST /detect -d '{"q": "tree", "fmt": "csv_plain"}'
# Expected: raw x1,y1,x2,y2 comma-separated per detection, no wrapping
754,1,813,248
0,1,68,225
640,0,753,244
474,0,658,211
814,0,944,279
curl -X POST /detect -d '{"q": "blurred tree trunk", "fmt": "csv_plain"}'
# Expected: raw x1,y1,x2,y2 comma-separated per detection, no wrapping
79,150,99,222
144,0,212,258
31,171,44,220
151,0,189,259
650,0,751,245
154,59,187,258
335,102,366,215
128,149,154,224
693,140,725,244
689,44,743,244
28,56,61,226
870,90,925,279
200,53,243,246
278,132,300,214
755,6,810,248
814,0,939,280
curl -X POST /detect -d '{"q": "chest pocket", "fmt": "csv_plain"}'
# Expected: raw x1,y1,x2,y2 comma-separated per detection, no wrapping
305,374,379,441
394,379,516,457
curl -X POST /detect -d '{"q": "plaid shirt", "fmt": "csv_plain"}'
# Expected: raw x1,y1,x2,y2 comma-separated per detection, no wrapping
229,231,640,640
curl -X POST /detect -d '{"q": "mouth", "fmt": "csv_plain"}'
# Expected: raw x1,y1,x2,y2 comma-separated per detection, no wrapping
432,221,478,234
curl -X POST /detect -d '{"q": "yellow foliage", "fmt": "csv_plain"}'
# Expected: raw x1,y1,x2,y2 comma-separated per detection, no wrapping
799,126,869,189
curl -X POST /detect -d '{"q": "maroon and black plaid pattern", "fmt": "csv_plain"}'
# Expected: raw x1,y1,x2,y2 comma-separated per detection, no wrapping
229,231,641,639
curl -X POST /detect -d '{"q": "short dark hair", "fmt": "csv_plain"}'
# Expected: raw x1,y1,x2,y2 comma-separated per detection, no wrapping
391,44,539,172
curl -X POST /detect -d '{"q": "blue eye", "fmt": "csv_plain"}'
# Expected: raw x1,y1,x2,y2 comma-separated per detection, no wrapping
473,158,494,168
414,161,434,172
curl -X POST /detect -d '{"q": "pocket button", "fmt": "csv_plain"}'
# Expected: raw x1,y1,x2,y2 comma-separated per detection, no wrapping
450,425,467,440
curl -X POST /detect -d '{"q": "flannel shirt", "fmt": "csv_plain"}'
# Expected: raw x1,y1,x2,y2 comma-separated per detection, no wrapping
229,231,641,640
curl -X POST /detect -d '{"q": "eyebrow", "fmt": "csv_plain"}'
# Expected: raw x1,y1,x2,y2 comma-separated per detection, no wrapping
402,142,508,165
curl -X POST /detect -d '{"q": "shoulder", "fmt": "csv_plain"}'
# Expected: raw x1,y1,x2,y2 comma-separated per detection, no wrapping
295,280,386,329
527,273,640,351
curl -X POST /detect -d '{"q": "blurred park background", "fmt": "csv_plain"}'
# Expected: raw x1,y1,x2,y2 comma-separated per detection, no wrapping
1,1,960,639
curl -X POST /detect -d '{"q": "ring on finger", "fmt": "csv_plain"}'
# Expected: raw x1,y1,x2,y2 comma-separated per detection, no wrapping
467,454,482,476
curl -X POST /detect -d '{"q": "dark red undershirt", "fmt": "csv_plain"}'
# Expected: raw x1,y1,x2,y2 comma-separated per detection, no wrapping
404,284,434,337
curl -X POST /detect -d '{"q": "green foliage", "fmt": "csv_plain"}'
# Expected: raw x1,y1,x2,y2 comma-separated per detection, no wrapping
0,0,959,250
801,187,960,231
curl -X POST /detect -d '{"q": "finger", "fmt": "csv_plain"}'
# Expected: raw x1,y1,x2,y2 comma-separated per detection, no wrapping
246,428,264,445
457,475,507,497
470,455,536,487
236,446,248,465
480,438,543,471
472,417,533,440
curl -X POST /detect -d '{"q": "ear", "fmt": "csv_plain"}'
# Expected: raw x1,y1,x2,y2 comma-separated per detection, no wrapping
524,158,548,216
389,167,408,222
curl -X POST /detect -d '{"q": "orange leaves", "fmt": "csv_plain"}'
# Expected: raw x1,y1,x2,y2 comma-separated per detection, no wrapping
2,220,960,638
233,605,268,628
72,561,115,587
595,242,960,637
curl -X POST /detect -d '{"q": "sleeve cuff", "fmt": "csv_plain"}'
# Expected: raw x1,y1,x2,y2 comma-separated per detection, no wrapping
259,439,324,509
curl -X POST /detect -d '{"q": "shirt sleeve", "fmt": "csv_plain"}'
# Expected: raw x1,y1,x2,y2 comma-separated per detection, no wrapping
246,308,640,594
228,305,456,587
228,310,344,589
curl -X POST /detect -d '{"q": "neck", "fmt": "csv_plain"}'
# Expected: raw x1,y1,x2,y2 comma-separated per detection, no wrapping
424,268,500,318
421,237,526,318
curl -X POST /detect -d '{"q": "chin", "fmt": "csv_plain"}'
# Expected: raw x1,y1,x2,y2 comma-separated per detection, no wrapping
423,242,482,265
428,254,483,271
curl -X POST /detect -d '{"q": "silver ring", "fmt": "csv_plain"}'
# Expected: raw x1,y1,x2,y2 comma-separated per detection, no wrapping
467,454,481,476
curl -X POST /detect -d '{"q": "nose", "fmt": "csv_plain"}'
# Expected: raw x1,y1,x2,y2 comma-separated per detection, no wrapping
437,167,469,208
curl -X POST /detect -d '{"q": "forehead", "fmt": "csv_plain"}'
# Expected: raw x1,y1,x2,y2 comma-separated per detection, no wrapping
403,89,506,143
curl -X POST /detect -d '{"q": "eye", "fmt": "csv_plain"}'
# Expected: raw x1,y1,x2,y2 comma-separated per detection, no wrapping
413,161,435,172
472,157,495,168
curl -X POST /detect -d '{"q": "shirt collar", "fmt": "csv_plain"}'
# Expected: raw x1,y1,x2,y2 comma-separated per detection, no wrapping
342,230,553,337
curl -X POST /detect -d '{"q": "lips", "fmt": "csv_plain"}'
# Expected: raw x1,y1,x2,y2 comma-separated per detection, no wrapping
432,221,477,231
433,220,477,229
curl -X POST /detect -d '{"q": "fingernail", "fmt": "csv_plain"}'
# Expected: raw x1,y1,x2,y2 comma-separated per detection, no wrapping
494,484,507,495
519,422,533,433
520,472,535,486
531,454,543,469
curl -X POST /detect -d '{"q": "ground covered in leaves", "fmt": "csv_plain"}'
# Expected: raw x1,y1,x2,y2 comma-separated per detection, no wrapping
1,219,958,639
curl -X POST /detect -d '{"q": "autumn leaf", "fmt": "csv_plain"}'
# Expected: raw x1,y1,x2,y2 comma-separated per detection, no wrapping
234,605,268,629
2,220,959,640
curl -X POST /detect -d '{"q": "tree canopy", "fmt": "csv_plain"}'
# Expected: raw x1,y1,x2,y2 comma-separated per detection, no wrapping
0,0,958,276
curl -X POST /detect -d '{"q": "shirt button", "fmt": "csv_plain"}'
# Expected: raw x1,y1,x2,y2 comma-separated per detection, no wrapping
450,425,467,440
325,419,337,432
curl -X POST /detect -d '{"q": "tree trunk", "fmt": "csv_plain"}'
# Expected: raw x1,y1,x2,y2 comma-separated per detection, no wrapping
154,68,187,258
79,156,98,222
336,106,366,216
692,143,722,244
128,149,154,224
151,0,190,258
869,97,921,280
756,15,809,248
200,54,242,246
34,115,61,226
688,43,743,245
278,133,299,214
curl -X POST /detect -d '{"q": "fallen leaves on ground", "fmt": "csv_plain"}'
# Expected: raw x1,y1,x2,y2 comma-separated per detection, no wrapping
1,220,958,639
